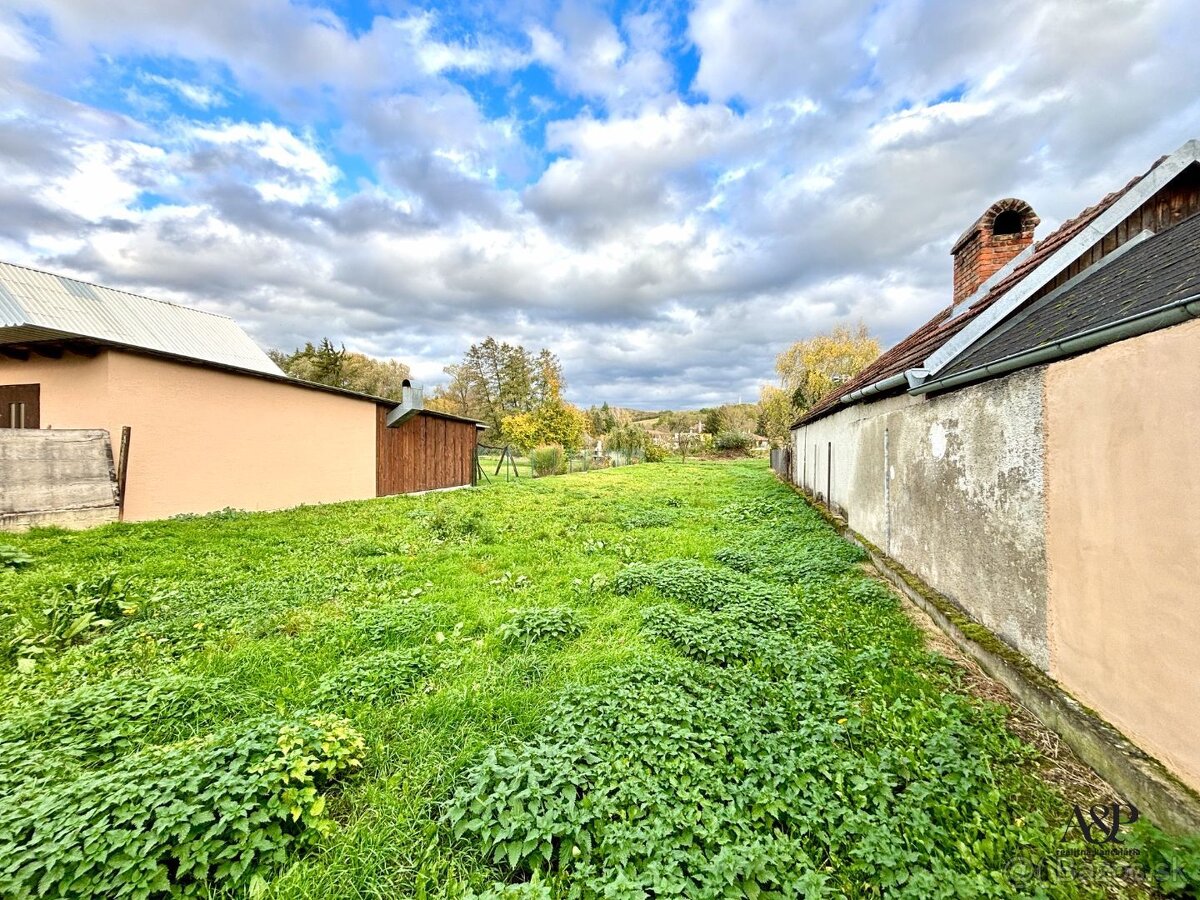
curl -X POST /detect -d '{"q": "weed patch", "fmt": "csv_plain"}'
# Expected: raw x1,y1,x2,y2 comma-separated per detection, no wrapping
314,648,432,706
497,607,583,647
0,715,363,898
0,460,1172,897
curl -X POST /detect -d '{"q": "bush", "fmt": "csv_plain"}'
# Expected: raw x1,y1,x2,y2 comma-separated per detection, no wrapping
714,430,753,451
530,445,566,477
643,443,668,463
0,715,364,898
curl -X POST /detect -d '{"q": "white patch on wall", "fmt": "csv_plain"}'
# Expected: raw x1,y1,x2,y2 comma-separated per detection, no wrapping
929,422,947,459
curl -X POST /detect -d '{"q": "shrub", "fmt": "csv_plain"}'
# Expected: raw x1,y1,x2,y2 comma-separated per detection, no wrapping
0,715,364,898
714,430,753,451
497,607,582,646
529,445,566,477
643,443,668,463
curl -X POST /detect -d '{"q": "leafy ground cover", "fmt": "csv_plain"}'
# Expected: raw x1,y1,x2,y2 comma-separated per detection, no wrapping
0,461,1187,897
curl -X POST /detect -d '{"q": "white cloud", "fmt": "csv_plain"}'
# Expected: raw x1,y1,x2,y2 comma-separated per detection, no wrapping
0,0,1199,407
140,74,226,109
528,2,674,111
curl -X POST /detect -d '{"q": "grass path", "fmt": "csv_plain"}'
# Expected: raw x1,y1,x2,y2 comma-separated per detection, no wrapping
0,461,1166,897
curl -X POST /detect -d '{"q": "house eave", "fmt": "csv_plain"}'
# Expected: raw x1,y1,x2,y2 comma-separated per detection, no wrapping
922,138,1200,377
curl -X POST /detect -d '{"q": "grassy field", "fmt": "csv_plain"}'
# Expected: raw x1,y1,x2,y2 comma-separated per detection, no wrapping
0,460,1179,898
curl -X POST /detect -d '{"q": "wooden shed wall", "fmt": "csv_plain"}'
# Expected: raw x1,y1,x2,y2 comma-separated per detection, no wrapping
376,407,478,496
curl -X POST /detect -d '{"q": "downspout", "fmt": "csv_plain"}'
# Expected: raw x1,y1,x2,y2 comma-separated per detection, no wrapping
912,294,1200,396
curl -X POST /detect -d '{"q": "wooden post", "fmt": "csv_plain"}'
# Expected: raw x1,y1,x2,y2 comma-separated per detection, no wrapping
117,426,131,521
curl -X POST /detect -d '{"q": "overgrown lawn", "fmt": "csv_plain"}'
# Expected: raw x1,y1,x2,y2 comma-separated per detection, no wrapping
0,461,1175,897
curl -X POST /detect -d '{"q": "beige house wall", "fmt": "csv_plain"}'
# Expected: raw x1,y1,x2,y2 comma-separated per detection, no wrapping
1045,317,1200,793
0,349,377,521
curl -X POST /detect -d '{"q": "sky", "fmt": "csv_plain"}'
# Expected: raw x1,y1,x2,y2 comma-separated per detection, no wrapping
1,0,1198,408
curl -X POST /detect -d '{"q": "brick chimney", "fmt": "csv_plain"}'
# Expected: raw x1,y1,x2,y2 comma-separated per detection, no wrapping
951,198,1039,306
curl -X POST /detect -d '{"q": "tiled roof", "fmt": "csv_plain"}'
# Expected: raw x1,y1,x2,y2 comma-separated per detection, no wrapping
0,261,283,376
941,209,1200,377
793,163,1160,427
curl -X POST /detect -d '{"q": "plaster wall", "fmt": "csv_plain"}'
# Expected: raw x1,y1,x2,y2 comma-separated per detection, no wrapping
794,368,1049,668
1045,317,1200,792
0,349,377,521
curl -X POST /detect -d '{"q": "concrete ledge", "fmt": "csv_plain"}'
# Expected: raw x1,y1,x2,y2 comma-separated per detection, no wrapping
783,478,1200,836
0,505,119,531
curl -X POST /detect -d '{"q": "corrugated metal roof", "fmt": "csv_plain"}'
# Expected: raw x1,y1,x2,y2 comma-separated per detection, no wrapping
0,261,283,375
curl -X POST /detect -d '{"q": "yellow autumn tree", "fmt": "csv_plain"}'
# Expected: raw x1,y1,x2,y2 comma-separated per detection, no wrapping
757,385,795,447
775,323,881,412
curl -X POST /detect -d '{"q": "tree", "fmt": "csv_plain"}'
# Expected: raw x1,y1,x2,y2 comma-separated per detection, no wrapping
438,338,567,433
586,402,618,437
430,337,581,449
720,403,759,435
757,385,795,447
503,403,588,453
604,424,646,456
701,407,724,436
775,323,880,411
271,339,411,399
427,364,478,417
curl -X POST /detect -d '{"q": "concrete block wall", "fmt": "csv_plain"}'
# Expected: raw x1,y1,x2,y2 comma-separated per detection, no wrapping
0,429,120,531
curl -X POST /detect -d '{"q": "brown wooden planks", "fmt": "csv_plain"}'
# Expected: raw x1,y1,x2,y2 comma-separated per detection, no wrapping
376,407,479,496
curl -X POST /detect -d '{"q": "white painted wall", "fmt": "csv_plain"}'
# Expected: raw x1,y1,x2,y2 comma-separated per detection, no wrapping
792,369,1049,668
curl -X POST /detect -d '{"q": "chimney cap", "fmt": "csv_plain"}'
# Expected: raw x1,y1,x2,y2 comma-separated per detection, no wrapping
952,197,1040,255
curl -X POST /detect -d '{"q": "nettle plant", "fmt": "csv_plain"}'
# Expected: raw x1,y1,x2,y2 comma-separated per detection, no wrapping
3,573,169,673
314,647,431,706
0,714,365,898
446,501,1106,897
497,607,583,647
620,508,679,529
0,544,32,570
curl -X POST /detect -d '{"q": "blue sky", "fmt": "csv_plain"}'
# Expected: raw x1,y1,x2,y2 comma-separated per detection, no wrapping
2,0,1199,407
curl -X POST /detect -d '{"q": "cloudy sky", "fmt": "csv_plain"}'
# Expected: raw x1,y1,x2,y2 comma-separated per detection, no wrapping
2,0,1198,407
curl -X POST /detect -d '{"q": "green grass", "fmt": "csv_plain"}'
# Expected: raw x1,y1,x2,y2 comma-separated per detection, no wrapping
0,461,1170,897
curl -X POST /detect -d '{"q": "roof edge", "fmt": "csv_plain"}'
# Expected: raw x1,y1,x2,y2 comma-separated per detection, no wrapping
913,293,1200,396
0,260,241,323
923,138,1200,376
